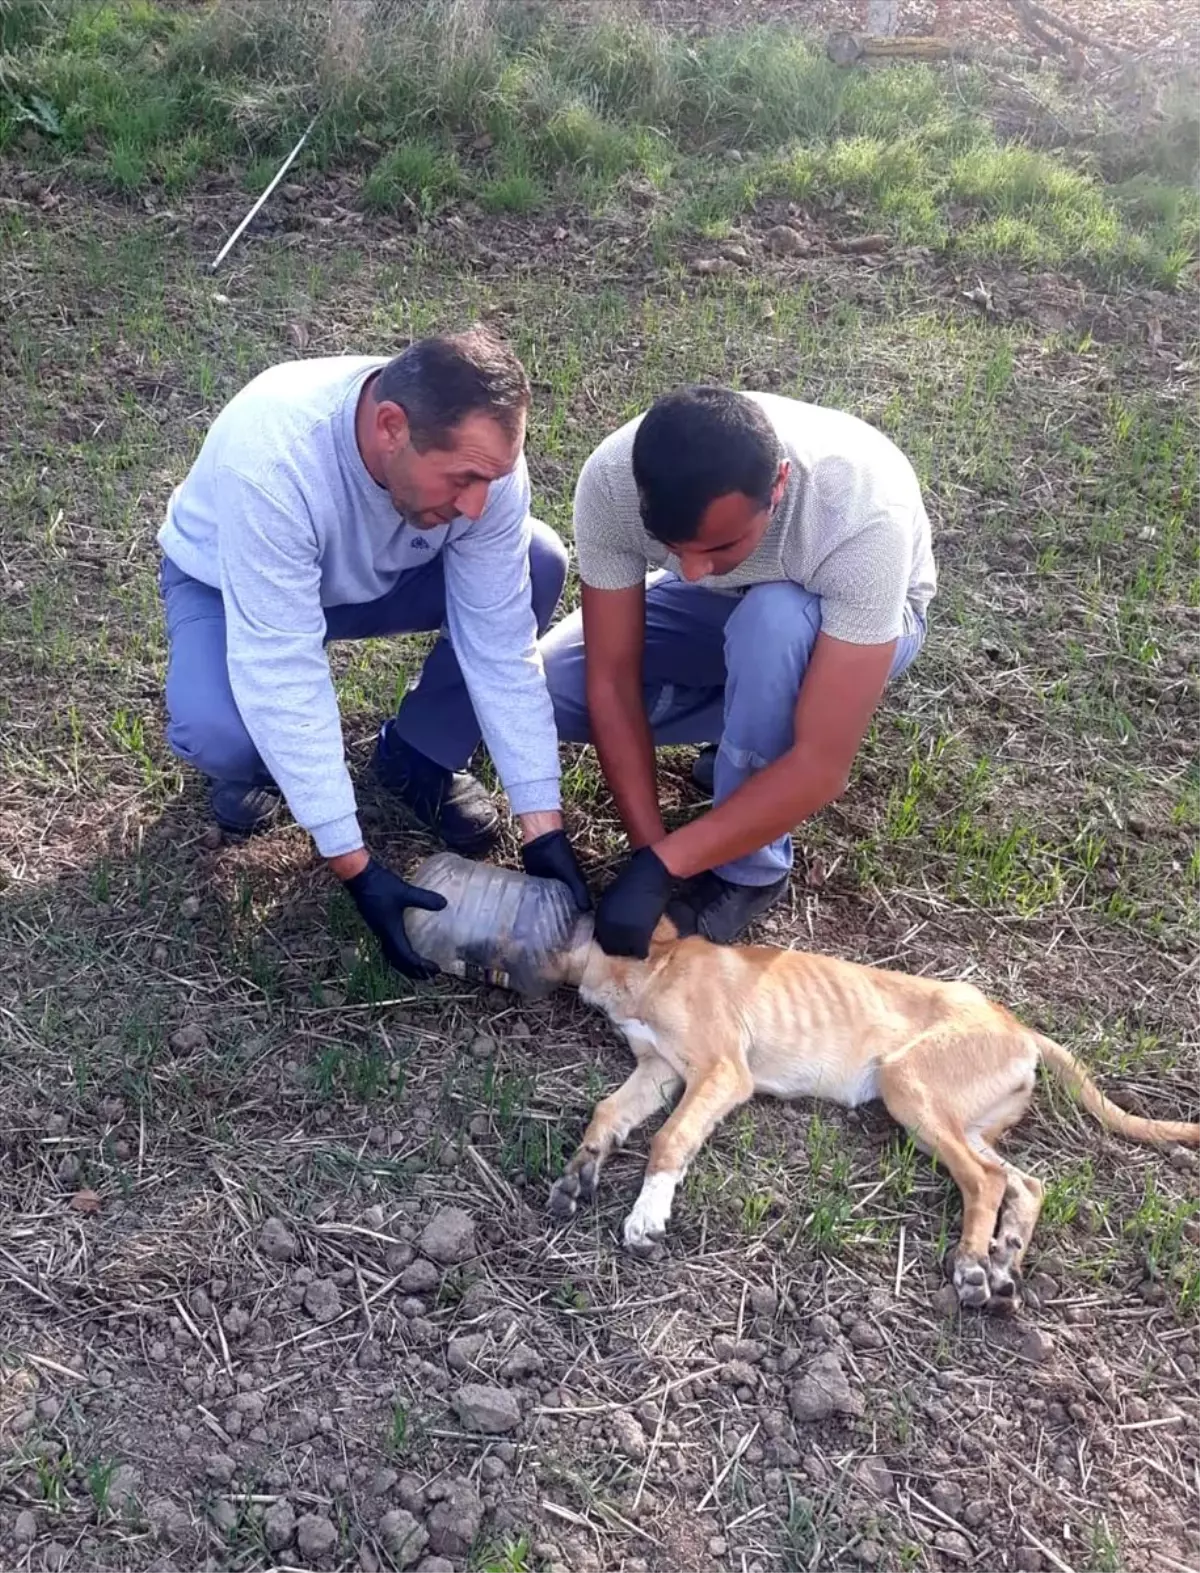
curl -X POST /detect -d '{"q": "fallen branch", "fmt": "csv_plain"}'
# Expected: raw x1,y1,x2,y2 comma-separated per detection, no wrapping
1009,0,1123,58
826,30,968,66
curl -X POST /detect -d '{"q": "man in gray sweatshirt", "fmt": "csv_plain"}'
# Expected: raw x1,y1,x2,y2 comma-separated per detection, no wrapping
157,327,588,977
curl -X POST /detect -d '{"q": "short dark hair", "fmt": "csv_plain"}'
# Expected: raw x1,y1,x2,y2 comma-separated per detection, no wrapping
631,386,781,544
372,325,531,451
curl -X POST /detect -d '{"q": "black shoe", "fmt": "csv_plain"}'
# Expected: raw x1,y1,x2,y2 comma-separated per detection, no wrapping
686,870,789,945
373,723,501,856
209,779,282,837
691,745,717,795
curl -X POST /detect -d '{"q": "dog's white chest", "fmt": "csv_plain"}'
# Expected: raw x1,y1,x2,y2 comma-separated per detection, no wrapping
612,1018,661,1053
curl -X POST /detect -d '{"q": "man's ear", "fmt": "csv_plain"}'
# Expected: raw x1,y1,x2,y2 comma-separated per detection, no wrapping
771,460,791,508
374,397,412,455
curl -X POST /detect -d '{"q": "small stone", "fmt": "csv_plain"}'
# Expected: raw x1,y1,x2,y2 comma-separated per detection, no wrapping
447,1333,487,1372
363,1204,385,1229
169,1021,207,1052
264,1500,296,1552
934,1530,972,1561
426,1480,483,1556
358,1338,383,1370
853,1543,882,1568
224,1306,251,1338
809,1313,841,1342
610,1409,648,1460
930,1481,964,1518
1020,1328,1055,1364
453,1383,522,1434
481,1456,507,1482
147,1496,191,1545
304,1278,342,1323
259,1217,298,1260
296,1513,338,1562
415,1560,455,1573
470,1034,496,1059
855,1455,894,1500
962,1500,989,1528
396,1474,426,1515
419,1207,476,1265
764,223,807,256
211,1498,239,1533
399,1259,440,1294
15,1510,39,1544
1016,1551,1043,1571
500,1342,544,1379
709,1536,728,1556
42,1543,70,1571
849,1320,884,1351
205,1453,236,1485
749,1285,778,1317
56,1153,82,1186
379,1509,429,1567
109,1464,141,1507
788,1352,863,1422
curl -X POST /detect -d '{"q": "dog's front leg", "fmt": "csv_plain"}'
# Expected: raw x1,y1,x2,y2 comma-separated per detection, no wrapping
548,1052,682,1221
624,1056,754,1256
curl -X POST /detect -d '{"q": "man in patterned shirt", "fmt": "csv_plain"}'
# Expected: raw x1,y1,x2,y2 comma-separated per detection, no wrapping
540,385,937,956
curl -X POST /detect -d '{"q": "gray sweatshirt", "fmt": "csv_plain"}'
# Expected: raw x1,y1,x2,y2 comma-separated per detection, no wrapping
158,355,561,857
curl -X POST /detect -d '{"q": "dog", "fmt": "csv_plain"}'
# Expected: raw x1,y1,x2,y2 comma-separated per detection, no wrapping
547,919,1199,1314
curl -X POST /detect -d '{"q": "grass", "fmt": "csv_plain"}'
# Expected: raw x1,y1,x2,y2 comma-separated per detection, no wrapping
1,0,1197,285
1,6,1199,1573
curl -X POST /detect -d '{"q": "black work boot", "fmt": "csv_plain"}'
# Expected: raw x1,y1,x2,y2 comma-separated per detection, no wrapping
372,722,501,857
209,779,282,837
691,744,717,795
686,870,789,945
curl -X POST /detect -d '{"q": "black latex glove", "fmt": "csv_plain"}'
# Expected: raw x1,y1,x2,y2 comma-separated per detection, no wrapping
594,846,676,959
344,856,447,981
522,829,592,912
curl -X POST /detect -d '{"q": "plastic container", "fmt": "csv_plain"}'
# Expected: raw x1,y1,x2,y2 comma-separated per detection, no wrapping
402,852,593,998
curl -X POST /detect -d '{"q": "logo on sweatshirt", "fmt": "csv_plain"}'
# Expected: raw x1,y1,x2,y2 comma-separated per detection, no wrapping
409,536,431,552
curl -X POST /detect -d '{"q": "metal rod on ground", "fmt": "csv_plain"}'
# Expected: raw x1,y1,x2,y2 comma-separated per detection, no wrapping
209,115,319,274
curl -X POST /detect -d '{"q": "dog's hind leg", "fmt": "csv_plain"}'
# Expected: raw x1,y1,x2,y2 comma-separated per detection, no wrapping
987,1165,1045,1304
877,1049,1010,1313
548,1052,682,1221
881,1024,1041,1314
623,1053,755,1256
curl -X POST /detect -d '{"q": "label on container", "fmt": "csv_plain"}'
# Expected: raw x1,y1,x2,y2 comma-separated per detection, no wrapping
447,958,511,991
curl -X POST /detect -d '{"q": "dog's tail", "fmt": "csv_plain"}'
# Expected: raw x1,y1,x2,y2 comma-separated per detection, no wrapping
1036,1035,1200,1147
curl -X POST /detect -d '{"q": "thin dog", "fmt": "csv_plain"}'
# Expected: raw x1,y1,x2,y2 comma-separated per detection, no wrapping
548,920,1199,1313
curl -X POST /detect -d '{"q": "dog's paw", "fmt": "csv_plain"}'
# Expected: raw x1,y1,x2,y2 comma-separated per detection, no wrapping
548,1155,600,1221
985,1231,1024,1316
622,1211,667,1258
547,1172,580,1220
951,1251,992,1311
622,1170,679,1258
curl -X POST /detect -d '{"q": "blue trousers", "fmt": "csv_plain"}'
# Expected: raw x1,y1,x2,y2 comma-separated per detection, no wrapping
160,519,569,784
540,574,926,886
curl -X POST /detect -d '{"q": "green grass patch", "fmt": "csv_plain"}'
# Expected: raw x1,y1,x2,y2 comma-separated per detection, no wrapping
2,1,1196,285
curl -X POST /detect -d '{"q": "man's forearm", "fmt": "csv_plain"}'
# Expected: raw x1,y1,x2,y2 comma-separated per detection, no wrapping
589,680,666,850
328,846,370,881
656,749,847,879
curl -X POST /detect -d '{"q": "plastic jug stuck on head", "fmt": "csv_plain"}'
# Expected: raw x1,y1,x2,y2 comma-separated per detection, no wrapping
402,852,593,999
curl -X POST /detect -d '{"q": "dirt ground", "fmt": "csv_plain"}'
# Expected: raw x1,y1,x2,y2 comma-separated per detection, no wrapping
1,4,1199,1573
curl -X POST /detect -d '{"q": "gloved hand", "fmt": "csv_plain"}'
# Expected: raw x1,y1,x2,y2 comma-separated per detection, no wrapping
594,846,676,958
522,829,591,912
344,857,447,981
